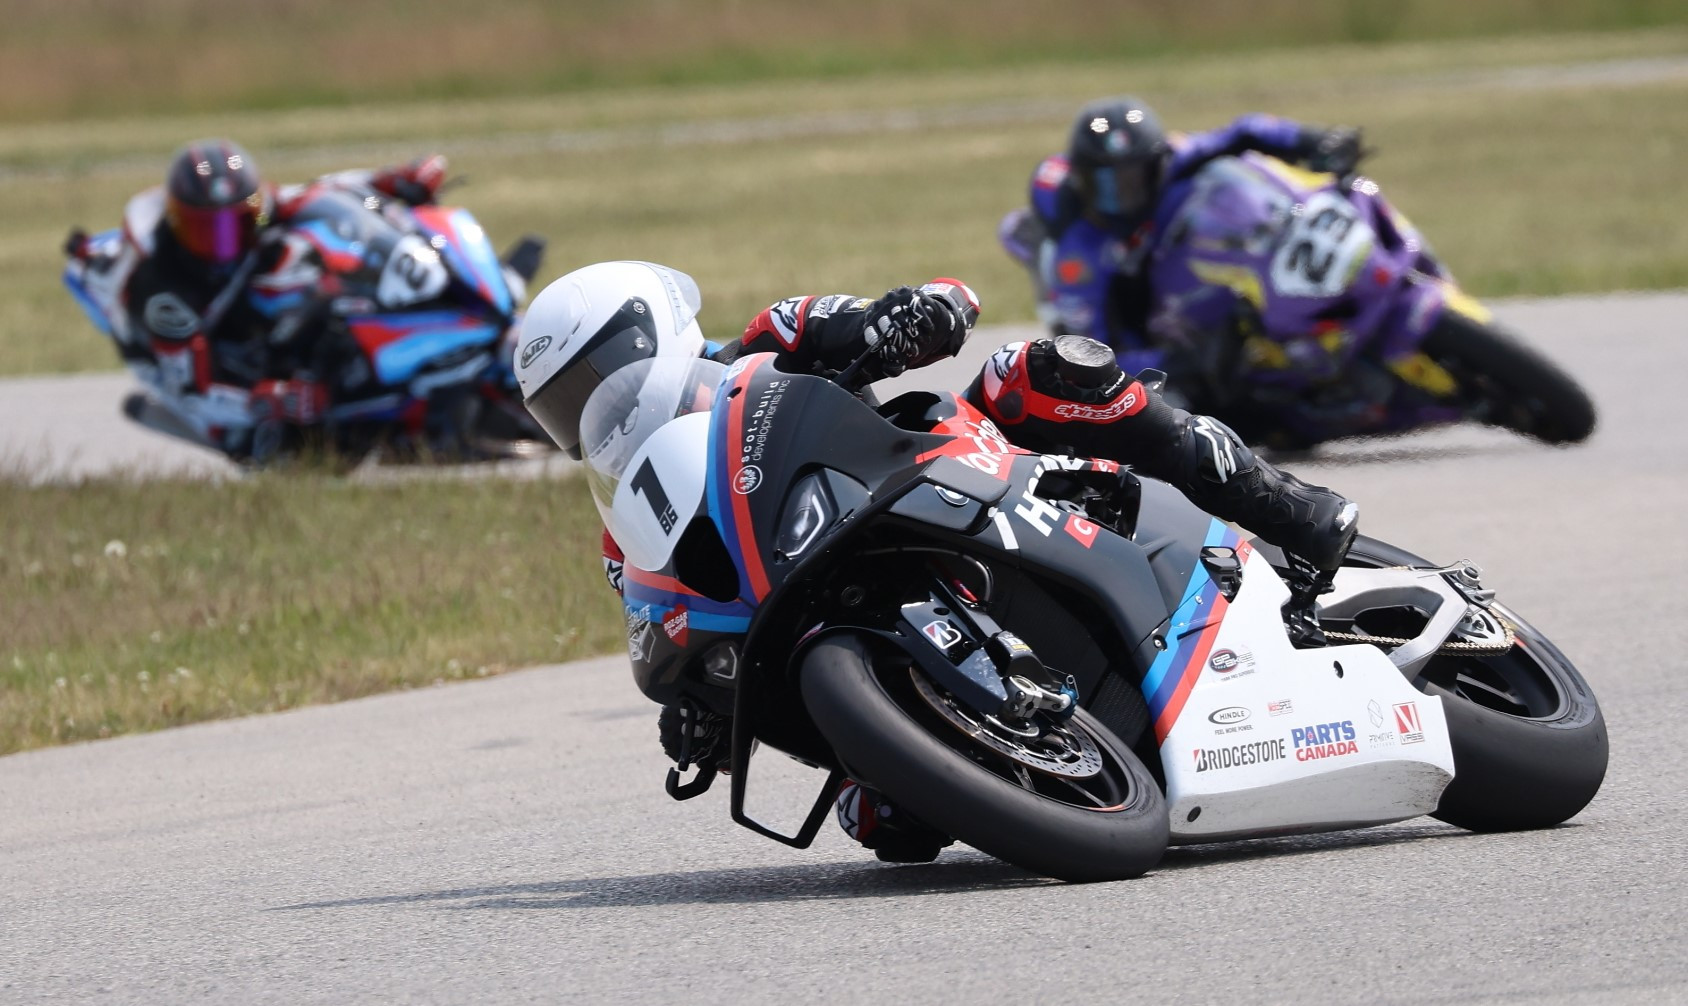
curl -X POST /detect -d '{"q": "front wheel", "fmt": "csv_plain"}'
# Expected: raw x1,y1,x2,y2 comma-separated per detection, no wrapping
799,632,1168,882
1343,537,1608,831
1422,310,1597,444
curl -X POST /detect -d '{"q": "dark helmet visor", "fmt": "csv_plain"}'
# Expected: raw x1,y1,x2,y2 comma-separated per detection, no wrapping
523,299,661,459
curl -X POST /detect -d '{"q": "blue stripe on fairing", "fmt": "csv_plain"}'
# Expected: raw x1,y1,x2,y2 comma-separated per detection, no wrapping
63,269,115,336
1138,519,1237,712
704,366,755,606
621,597,752,634
432,209,513,315
248,288,310,318
371,320,501,384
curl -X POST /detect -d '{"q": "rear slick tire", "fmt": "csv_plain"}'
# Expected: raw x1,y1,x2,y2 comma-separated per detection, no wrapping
1421,312,1597,444
799,632,1168,882
1345,537,1608,832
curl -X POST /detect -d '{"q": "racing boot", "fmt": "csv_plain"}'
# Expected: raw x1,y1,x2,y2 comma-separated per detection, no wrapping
1173,413,1359,573
834,780,955,864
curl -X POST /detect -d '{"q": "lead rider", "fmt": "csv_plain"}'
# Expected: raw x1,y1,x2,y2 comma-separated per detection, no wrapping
514,260,1358,860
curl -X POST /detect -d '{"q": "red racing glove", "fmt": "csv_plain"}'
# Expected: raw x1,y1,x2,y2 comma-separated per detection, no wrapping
372,154,449,205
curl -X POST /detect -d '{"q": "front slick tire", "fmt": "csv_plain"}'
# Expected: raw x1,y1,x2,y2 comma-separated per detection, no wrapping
800,633,1168,883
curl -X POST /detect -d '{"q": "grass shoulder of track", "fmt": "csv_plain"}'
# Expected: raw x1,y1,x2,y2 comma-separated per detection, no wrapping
4,28,1688,377
0,470,620,756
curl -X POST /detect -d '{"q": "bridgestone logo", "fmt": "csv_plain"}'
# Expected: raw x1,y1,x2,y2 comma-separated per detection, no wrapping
1193,739,1288,773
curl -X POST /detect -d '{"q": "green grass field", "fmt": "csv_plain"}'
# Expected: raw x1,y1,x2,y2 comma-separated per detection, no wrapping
5,21,1688,755
0,472,622,755
4,29,1688,376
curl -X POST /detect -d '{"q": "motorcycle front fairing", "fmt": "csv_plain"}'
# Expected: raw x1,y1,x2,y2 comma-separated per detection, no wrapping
1150,155,1439,388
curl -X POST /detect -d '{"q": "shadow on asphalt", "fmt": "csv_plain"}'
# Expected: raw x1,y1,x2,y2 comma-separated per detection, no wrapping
271,852,1051,911
1263,437,1526,469
273,820,1537,912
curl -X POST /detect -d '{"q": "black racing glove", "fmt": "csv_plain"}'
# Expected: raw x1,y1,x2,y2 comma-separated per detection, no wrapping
1305,126,1365,176
864,285,968,377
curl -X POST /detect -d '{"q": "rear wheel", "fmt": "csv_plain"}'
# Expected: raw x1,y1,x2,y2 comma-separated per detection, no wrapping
800,632,1168,882
1342,536,1608,830
1422,311,1596,444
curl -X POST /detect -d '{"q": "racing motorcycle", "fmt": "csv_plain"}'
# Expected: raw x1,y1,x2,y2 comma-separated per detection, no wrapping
999,153,1598,449
582,351,1607,882
63,186,553,465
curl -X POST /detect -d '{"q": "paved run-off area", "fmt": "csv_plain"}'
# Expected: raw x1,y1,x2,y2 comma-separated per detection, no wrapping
2,292,1686,1003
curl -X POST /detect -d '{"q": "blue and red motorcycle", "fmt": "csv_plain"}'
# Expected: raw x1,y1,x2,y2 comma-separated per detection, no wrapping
1001,154,1597,449
65,184,552,465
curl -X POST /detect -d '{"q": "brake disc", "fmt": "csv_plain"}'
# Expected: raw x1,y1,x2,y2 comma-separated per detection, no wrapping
910,669,1103,778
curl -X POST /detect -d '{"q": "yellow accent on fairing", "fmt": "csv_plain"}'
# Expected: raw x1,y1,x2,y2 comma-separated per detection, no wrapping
1243,335,1290,370
1254,156,1338,192
1188,259,1265,311
1440,283,1494,324
1389,352,1460,397
1319,329,1347,354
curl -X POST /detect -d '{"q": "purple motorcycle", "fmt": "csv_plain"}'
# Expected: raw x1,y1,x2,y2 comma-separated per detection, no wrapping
1001,153,1596,448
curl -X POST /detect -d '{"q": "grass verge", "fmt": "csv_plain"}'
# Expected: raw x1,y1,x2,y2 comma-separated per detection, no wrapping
0,470,619,756
4,0,1684,124
4,29,1688,376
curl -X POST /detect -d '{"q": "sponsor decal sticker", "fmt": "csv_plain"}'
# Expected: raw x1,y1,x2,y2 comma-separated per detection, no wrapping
1394,702,1426,744
625,604,655,663
1267,699,1294,717
662,605,689,648
1208,706,1251,725
739,378,791,467
1064,515,1099,548
519,334,551,368
1210,649,1240,673
1051,387,1143,422
922,620,963,651
1192,738,1287,773
1291,720,1359,762
733,465,763,495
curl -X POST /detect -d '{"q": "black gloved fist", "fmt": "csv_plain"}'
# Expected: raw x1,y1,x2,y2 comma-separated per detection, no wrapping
1306,126,1365,176
865,285,964,378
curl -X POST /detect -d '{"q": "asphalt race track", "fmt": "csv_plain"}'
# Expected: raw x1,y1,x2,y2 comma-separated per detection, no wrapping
3,292,1686,1003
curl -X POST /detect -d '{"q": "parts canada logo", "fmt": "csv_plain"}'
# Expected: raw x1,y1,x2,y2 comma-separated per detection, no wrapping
1192,738,1286,773
1394,702,1426,744
734,465,763,494
1291,720,1358,762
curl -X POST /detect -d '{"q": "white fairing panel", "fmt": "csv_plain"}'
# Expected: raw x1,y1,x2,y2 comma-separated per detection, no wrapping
1161,550,1456,843
608,411,711,572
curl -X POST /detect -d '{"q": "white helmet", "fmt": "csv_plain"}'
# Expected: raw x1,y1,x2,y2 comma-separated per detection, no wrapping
515,260,706,458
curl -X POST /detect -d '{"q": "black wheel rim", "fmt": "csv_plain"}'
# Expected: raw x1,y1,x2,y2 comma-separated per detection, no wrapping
868,657,1139,813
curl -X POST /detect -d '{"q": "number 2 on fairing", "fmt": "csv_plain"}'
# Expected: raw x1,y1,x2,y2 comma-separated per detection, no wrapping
1269,191,1372,298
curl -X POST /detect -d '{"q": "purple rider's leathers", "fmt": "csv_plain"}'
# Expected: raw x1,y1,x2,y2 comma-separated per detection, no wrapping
1000,114,1471,445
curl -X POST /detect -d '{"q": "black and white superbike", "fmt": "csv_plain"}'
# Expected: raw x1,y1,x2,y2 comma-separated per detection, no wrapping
578,352,1607,882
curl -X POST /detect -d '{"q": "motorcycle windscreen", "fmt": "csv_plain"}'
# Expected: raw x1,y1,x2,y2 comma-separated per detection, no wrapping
580,356,727,567
1162,158,1293,257
411,206,514,316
